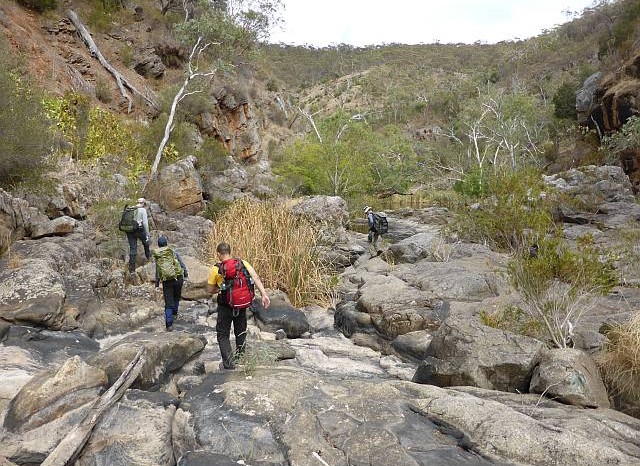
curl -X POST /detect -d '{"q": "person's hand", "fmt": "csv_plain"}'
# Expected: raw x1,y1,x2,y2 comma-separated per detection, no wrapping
261,294,270,309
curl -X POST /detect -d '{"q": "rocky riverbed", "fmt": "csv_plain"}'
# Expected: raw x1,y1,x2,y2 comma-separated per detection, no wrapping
1,165,640,465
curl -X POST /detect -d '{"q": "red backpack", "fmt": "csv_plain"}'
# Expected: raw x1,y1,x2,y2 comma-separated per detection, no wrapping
217,258,255,310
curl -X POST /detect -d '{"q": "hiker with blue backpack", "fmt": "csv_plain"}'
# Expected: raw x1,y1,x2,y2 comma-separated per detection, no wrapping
364,205,388,257
153,235,188,331
118,197,151,275
207,242,270,369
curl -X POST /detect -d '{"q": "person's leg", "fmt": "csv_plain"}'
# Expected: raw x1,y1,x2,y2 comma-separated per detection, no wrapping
138,230,151,259
216,305,235,368
173,277,184,316
127,232,138,273
373,231,381,254
162,279,176,328
233,309,248,357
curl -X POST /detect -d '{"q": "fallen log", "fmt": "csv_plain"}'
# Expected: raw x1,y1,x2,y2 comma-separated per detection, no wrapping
40,348,146,466
67,9,158,113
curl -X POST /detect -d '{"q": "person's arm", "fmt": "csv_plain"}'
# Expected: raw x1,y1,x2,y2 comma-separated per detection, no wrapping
367,212,375,230
155,260,160,287
207,266,220,295
140,208,150,239
245,263,270,308
175,252,188,279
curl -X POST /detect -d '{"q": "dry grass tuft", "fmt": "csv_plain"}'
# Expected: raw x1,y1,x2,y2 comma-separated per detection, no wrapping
599,312,640,403
206,198,334,307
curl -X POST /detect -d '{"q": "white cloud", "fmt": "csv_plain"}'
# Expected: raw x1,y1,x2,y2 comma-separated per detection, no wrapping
268,0,595,46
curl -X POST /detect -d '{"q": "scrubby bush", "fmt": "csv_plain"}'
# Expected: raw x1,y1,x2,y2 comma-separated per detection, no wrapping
206,198,333,307
0,44,53,188
449,169,557,252
17,0,57,12
509,237,617,348
552,82,578,120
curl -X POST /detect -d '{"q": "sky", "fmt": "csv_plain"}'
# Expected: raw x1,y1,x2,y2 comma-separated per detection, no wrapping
268,0,597,47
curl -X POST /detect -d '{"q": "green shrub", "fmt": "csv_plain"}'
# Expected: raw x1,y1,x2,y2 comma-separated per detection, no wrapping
552,82,578,120
449,169,557,252
509,236,617,347
479,306,544,338
0,43,53,188
17,0,57,12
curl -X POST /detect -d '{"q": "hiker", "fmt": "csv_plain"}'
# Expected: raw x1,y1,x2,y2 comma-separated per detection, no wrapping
121,197,151,274
153,235,188,331
207,242,270,369
364,205,388,257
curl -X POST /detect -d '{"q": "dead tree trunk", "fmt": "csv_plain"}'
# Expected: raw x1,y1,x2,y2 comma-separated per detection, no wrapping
149,37,216,180
40,348,146,466
67,9,158,113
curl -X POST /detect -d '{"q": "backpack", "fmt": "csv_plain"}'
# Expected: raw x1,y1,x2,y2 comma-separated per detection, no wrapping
373,212,388,234
217,258,255,310
153,247,183,281
119,205,141,233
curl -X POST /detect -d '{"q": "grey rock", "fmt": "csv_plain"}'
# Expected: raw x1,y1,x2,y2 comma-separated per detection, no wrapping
30,215,76,239
133,46,166,78
530,348,610,408
4,356,107,433
87,331,206,389
147,156,204,215
252,295,309,338
413,316,545,393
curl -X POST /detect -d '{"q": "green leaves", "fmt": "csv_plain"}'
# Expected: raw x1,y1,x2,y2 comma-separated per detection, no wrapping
274,113,416,200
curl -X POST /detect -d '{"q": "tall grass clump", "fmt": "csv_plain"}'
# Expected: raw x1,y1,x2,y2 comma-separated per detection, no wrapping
206,198,333,307
599,312,640,408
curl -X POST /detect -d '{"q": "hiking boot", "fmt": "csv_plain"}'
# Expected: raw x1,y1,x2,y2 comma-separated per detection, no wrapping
219,360,236,370
166,323,173,332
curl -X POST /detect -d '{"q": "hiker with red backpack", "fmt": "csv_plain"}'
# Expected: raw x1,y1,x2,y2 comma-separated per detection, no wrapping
207,242,270,369
153,235,188,331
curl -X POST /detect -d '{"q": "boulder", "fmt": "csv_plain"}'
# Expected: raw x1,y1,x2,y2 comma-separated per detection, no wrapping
87,332,206,390
0,188,47,241
410,383,640,466
413,316,545,393
390,330,432,361
385,229,441,263
252,294,310,338
287,195,349,229
576,72,602,125
530,348,610,408
543,165,635,204
4,356,108,433
76,390,177,466
355,274,447,339
30,215,76,239
148,156,204,215
179,255,212,301
133,46,166,78
0,259,67,330
393,258,505,301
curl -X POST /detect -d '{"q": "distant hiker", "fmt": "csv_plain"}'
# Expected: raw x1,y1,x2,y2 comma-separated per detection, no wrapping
364,205,388,257
153,235,188,331
119,197,151,274
207,242,270,369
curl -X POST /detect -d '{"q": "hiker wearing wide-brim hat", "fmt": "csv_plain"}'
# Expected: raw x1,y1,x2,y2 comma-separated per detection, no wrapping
364,205,387,258
124,197,151,274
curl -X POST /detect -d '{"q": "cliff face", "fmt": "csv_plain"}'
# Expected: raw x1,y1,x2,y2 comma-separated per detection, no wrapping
578,51,640,190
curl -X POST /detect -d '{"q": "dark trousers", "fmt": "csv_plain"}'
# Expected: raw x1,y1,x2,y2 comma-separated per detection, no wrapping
162,277,183,326
126,230,150,272
216,304,247,368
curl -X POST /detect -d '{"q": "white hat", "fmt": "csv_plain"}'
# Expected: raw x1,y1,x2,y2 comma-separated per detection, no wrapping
136,197,146,205
363,205,372,213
